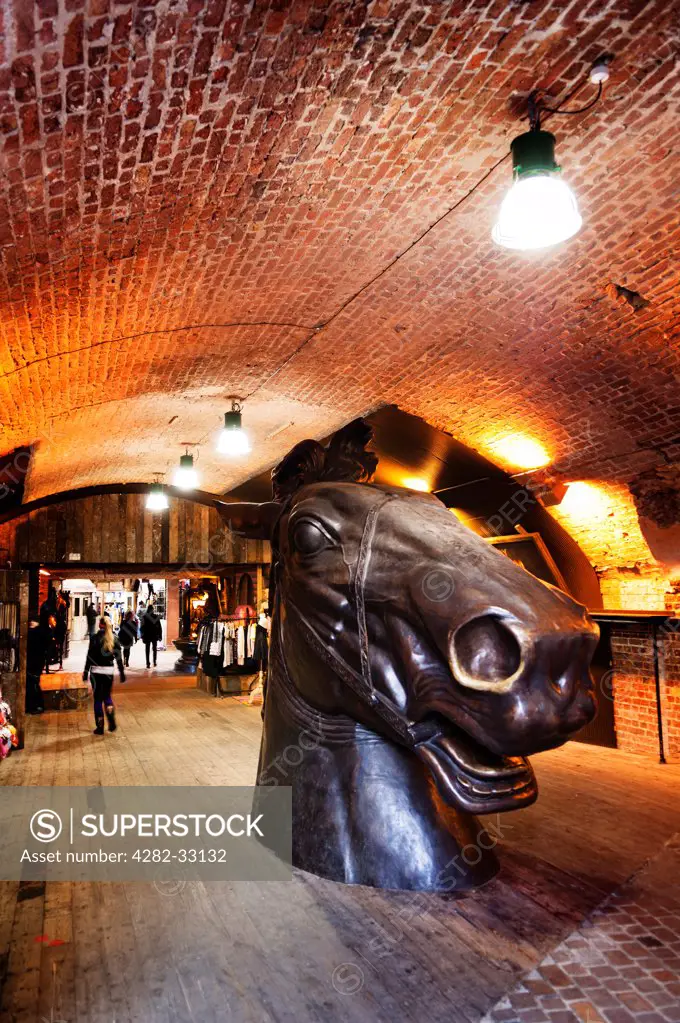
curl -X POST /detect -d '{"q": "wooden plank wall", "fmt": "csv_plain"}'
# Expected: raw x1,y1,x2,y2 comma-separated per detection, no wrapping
0,496,270,567
0,570,22,602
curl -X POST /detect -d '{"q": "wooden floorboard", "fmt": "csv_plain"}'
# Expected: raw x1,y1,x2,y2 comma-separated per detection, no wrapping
1,683,680,1023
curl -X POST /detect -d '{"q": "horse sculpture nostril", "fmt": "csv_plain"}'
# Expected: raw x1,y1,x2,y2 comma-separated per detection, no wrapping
452,615,522,689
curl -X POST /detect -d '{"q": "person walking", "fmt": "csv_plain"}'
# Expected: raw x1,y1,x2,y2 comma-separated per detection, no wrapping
25,620,45,715
83,617,125,735
85,601,98,638
39,588,57,673
140,604,162,669
42,613,57,674
54,591,69,670
118,610,138,668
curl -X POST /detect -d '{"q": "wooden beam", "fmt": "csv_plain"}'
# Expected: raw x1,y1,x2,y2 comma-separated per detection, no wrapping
34,562,257,575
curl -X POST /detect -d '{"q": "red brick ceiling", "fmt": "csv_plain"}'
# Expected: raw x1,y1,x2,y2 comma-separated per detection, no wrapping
0,0,678,506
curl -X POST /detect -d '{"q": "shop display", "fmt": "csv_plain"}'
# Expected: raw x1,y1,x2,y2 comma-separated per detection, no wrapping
0,602,19,672
197,612,260,676
248,608,270,706
0,686,18,761
218,419,599,891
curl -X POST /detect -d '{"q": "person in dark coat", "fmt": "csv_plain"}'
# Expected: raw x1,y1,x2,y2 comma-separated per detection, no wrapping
54,591,69,669
83,617,125,735
42,615,57,673
25,620,45,714
140,605,162,669
39,586,56,626
85,601,98,637
39,588,57,672
118,610,138,668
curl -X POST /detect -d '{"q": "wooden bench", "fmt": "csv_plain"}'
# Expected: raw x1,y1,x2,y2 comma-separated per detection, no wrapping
40,672,90,710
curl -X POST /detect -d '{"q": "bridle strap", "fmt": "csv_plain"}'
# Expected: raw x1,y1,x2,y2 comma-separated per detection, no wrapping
280,598,414,745
271,608,374,745
353,495,390,695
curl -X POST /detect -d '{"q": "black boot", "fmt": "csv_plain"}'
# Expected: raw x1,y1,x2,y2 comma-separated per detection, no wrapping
105,707,117,733
93,717,105,735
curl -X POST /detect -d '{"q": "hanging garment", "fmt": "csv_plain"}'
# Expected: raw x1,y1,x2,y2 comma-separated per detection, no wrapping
252,624,268,667
222,633,234,668
247,622,257,658
198,622,213,655
201,650,223,678
209,622,224,656
236,625,246,665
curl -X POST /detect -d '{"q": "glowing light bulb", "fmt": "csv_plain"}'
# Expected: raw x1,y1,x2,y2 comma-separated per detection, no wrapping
217,426,250,456
492,175,582,251
403,477,430,492
173,453,199,490
487,433,550,471
217,404,250,457
493,129,582,251
559,482,610,520
146,484,169,511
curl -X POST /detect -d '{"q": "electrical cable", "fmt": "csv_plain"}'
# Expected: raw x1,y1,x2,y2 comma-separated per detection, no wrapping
3,65,606,430
538,81,603,118
242,69,605,403
0,320,313,385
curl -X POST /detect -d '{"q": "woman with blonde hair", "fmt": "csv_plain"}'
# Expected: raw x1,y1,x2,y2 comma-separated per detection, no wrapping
83,617,126,735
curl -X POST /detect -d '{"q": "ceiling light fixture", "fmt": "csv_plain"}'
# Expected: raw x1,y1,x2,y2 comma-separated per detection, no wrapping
559,481,611,519
217,400,250,457
173,448,199,491
493,61,609,251
486,432,551,471
146,477,169,511
402,476,431,493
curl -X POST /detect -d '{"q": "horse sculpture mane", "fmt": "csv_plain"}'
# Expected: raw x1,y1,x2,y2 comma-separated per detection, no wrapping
271,419,378,500
218,419,598,892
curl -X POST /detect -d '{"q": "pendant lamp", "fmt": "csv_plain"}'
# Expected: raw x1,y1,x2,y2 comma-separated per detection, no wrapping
146,481,169,511
492,129,582,250
217,400,250,456
492,63,609,251
173,451,199,491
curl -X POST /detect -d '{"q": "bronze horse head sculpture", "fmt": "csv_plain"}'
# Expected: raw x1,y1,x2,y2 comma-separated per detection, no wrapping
218,420,598,891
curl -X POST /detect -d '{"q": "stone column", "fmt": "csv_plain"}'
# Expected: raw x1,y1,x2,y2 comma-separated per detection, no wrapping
166,579,180,645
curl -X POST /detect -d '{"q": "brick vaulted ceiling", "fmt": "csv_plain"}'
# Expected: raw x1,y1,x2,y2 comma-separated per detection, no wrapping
0,0,678,521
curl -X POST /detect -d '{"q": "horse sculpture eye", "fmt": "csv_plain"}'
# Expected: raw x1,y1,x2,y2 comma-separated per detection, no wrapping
291,520,331,556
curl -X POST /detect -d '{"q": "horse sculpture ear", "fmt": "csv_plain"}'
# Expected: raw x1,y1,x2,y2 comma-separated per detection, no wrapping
322,418,378,484
271,418,377,501
215,501,280,541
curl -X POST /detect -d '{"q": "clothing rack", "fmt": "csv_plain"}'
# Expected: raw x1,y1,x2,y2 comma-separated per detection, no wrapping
197,613,270,696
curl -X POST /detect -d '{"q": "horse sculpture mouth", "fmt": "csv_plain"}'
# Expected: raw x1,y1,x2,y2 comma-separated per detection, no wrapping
414,713,537,815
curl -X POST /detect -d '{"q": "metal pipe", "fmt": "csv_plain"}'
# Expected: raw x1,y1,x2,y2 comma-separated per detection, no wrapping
652,621,666,765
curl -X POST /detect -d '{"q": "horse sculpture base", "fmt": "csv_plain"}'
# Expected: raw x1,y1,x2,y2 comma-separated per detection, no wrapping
258,689,501,892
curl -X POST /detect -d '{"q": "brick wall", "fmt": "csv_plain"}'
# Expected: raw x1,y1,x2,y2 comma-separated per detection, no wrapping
610,627,662,757
608,603,680,762
552,480,680,758
599,569,673,613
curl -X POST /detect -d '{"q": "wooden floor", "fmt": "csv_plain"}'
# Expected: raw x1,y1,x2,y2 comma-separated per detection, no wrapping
1,680,679,1023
